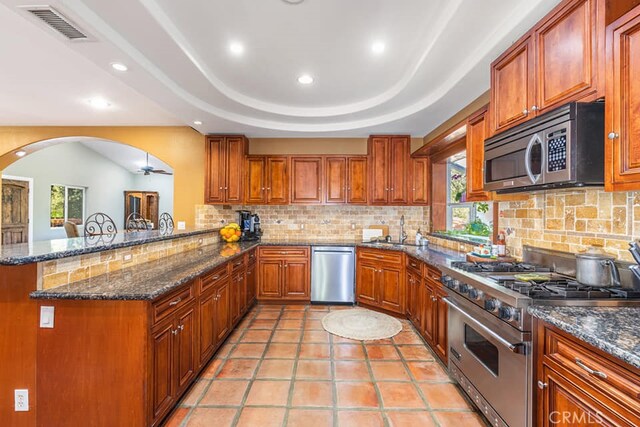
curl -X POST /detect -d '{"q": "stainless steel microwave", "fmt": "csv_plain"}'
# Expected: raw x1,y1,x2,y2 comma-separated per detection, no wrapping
484,102,604,194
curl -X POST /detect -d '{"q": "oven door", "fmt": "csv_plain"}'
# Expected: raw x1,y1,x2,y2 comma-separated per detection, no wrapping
445,295,531,427
484,131,545,192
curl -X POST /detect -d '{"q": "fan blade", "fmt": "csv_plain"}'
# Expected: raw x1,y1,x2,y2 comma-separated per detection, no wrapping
151,170,173,175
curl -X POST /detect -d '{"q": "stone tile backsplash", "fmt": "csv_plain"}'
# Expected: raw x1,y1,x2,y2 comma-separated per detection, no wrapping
499,189,639,262
196,205,430,242
39,232,220,290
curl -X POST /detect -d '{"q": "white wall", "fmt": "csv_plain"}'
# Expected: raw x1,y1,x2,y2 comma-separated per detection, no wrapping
3,141,173,241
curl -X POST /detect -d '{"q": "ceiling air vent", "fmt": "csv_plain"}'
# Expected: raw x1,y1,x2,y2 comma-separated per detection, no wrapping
24,6,89,41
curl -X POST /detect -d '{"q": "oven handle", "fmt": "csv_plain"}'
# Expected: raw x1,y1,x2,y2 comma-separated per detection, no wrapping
524,133,542,184
443,297,527,354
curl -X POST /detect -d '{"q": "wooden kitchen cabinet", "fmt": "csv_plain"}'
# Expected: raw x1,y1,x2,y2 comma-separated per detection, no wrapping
347,156,368,204
410,157,430,205
605,4,640,191
535,320,640,426
406,258,422,326
356,248,406,315
466,106,491,201
257,246,310,301
325,157,347,204
368,136,410,205
291,156,323,204
245,156,267,204
266,156,290,204
490,0,605,134
423,266,448,363
205,135,248,204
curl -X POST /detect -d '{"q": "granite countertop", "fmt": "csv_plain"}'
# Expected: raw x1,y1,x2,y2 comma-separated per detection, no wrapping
30,238,465,301
0,228,219,266
31,241,259,301
529,305,640,369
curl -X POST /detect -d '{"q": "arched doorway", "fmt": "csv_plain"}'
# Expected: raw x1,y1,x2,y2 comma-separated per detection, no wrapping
1,136,174,243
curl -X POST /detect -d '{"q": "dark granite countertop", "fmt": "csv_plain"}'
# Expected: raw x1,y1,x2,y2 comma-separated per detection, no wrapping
31,241,259,301
529,305,640,370
30,238,465,301
0,228,219,266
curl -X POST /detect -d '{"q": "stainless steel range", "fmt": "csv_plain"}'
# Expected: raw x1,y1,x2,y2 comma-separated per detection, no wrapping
439,246,640,427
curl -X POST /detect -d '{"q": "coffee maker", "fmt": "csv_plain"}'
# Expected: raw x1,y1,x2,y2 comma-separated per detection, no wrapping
237,210,262,241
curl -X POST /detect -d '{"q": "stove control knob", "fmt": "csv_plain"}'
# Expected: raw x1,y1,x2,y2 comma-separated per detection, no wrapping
458,283,470,294
468,288,482,300
484,298,500,311
442,275,452,285
498,306,519,322
452,279,461,290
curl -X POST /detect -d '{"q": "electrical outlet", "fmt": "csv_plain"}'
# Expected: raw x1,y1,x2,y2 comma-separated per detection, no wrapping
351,223,356,230
300,224,305,230
39,306,54,328
15,389,28,412
122,253,133,263
198,238,203,245
177,221,186,230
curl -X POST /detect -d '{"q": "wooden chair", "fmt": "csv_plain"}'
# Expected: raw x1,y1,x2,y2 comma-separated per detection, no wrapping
63,221,79,238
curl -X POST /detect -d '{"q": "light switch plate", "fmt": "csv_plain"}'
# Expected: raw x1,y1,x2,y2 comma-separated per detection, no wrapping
40,306,54,328
14,389,28,412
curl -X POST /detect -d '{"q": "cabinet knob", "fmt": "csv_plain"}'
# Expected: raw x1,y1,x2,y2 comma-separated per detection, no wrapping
267,187,271,191
537,381,548,389
219,187,223,190
284,264,288,268
225,187,228,190
390,188,394,191
522,109,529,116
172,329,178,335
531,105,539,112
178,324,184,331
608,132,619,140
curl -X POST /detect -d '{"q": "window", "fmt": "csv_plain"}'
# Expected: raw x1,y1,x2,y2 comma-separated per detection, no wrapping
444,154,493,244
50,185,85,228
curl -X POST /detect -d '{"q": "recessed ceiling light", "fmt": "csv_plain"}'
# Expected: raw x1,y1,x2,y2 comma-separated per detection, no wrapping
297,74,314,85
193,120,203,125
110,62,128,72
229,42,244,55
282,0,304,4
371,42,386,54
87,97,111,109
15,150,27,157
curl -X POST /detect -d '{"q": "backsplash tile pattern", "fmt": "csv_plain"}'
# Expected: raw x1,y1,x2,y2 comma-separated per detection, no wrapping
39,232,220,290
196,205,430,242
499,189,639,262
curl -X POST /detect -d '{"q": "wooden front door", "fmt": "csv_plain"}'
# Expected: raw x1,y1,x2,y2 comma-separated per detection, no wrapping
1,179,29,244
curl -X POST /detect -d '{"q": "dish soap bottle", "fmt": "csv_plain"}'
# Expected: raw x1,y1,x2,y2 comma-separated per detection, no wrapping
415,228,422,246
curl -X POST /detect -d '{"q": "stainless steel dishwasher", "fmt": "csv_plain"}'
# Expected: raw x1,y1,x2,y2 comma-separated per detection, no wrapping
311,246,355,304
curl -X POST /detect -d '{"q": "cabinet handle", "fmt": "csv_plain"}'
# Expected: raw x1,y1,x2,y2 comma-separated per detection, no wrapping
574,358,607,379
267,187,271,190
168,297,182,306
178,324,184,331
537,380,547,389
522,109,529,116
284,265,288,268
234,261,243,266
432,297,437,302
238,276,244,280
390,188,394,191
219,186,223,190
281,251,287,254
608,132,619,140
531,105,539,112
172,329,178,335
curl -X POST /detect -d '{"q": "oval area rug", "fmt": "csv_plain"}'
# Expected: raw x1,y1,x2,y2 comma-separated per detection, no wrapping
322,308,403,341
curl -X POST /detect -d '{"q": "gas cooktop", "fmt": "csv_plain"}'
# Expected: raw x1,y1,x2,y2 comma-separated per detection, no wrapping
450,261,550,273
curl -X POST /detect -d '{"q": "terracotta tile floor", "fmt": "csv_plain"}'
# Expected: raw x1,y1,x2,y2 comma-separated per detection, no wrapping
162,304,488,427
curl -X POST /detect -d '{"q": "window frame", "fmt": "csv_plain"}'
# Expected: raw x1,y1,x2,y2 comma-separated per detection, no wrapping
50,184,86,229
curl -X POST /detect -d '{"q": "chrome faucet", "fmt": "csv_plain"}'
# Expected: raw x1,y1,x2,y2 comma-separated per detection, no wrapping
400,215,408,243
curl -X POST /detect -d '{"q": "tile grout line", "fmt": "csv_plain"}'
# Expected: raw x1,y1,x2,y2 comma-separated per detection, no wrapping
282,306,306,427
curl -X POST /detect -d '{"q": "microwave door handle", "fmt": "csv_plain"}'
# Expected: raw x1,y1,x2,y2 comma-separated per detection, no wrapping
443,297,526,354
524,134,542,184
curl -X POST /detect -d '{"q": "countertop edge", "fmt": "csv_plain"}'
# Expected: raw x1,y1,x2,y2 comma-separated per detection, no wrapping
1,228,220,266
528,306,640,370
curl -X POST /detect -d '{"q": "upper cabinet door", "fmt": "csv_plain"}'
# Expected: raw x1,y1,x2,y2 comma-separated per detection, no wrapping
466,107,492,201
245,156,266,204
325,157,347,204
267,157,289,204
225,137,247,203
535,0,603,114
410,157,430,205
205,137,226,203
606,5,640,191
347,157,368,204
291,157,323,204
389,137,409,204
368,137,389,204
491,35,536,134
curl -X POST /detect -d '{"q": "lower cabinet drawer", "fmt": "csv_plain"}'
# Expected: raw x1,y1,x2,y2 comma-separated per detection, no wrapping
152,284,195,325
543,327,640,416
258,246,309,258
199,264,228,294
358,248,403,264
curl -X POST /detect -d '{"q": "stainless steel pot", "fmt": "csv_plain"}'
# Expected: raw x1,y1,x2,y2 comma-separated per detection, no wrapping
576,246,621,287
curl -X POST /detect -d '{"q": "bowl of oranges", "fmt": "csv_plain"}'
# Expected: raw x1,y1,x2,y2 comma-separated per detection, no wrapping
220,223,242,242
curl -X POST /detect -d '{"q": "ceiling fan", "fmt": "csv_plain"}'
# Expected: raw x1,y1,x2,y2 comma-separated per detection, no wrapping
138,153,173,176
